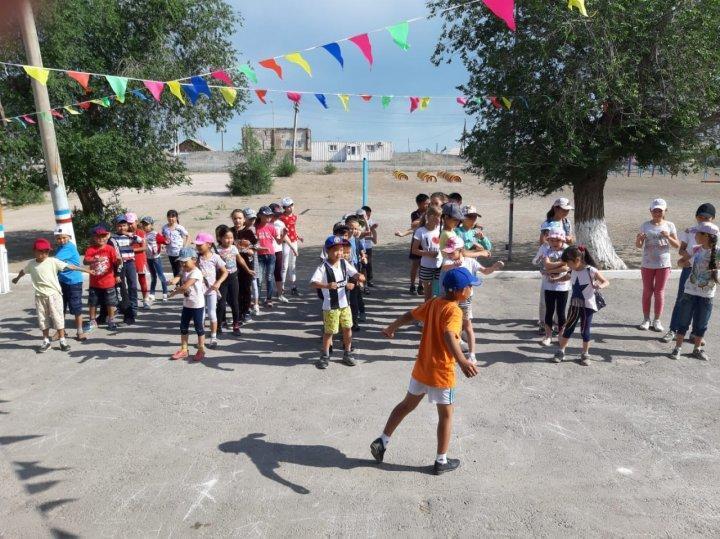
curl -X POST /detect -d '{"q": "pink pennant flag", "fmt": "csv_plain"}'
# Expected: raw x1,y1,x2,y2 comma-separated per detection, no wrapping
409,97,420,113
456,97,468,106
143,80,165,102
21,115,37,124
259,59,283,79
349,34,373,67
211,70,233,86
286,92,302,104
360,95,372,102
50,109,64,120
255,89,268,104
483,0,516,31
67,71,91,91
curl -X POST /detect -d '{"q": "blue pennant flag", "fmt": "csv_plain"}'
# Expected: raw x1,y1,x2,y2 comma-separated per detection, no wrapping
321,42,344,68
314,93,328,109
181,83,201,105
14,117,27,129
191,76,212,98
131,89,150,101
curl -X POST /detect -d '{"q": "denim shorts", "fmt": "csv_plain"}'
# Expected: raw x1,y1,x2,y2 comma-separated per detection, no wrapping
60,282,83,315
88,287,118,307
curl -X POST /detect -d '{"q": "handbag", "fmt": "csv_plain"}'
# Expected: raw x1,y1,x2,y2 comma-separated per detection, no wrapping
587,268,606,310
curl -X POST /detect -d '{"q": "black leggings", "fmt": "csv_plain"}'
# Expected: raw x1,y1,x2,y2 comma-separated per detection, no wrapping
563,304,595,342
168,255,181,277
365,249,374,282
274,251,283,283
217,272,240,325
237,269,253,316
544,290,568,329
180,307,205,336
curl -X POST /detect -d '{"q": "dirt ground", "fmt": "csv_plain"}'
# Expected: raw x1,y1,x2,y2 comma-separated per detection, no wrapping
4,168,718,272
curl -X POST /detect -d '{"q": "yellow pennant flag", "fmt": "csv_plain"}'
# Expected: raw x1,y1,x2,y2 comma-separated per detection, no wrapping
338,94,350,111
568,0,588,17
167,81,186,105
284,52,312,77
420,97,431,110
501,97,513,109
64,106,81,115
23,65,50,85
220,87,237,106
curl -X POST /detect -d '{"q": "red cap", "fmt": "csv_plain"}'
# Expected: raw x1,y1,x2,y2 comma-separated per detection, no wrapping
33,238,51,251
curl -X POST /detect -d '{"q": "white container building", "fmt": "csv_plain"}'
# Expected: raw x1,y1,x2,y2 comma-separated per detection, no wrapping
311,141,394,162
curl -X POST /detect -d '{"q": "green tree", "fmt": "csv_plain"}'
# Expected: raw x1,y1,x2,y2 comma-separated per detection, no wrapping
227,127,275,196
431,0,720,268
0,0,248,213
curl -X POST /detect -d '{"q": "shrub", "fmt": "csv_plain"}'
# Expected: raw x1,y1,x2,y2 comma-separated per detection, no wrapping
274,154,297,177
323,163,337,175
71,194,126,253
0,176,45,206
227,128,275,196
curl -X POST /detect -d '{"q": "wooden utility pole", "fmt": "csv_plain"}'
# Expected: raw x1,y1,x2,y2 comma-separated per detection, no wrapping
291,102,299,163
18,0,75,240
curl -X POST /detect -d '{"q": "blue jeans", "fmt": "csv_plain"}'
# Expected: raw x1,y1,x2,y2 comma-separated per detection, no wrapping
669,267,692,332
257,254,275,301
148,257,168,295
675,293,713,338
119,261,138,319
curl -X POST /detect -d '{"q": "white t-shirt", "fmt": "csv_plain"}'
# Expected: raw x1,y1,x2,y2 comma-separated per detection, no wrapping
182,268,206,309
413,226,441,269
311,260,358,311
569,266,600,311
198,253,225,297
678,225,699,253
640,220,677,269
273,220,286,254
440,257,484,296
161,224,188,257
364,219,375,249
684,246,716,298
535,245,570,292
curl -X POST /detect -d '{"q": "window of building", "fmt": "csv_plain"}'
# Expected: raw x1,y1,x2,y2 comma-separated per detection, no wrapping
329,144,337,151
367,144,375,152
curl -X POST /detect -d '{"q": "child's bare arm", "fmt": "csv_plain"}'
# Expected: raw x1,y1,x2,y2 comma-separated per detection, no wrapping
311,280,337,290
444,330,478,378
382,311,415,338
480,261,504,275
11,270,26,284
593,270,609,289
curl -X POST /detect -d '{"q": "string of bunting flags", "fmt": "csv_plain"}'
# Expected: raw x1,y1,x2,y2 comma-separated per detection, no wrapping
1,0,588,126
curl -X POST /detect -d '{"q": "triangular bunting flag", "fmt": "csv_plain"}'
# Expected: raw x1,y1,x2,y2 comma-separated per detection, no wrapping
64,106,81,115
409,97,420,113
286,92,302,104
349,34,373,67
23,65,50,85
314,94,328,109
143,80,165,102
321,43,344,68
381,96,393,109
21,114,37,124
489,96,503,109
100,97,111,108
211,70,233,86
51,109,64,120
420,97,431,110
259,58,283,79
181,83,201,105
237,65,258,84
220,87,237,106
338,94,350,112
167,81,186,104
568,0,588,17
67,71,90,90
456,97,468,106
78,102,92,110
255,89,268,104
105,75,128,103
360,95,372,102
501,96,512,109
37,111,52,122
517,96,529,109
482,0,516,31
284,52,312,77
14,118,27,128
131,89,150,101
387,21,410,51
191,76,212,98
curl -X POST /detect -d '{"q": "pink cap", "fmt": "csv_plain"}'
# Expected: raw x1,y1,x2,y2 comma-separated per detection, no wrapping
125,212,138,224
442,235,464,253
194,232,215,245
547,230,566,241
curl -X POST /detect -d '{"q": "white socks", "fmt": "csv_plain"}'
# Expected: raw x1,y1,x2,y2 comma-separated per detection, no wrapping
380,434,391,447
436,453,447,464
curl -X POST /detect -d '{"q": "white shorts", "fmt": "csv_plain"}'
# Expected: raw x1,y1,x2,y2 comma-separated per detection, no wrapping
408,377,455,405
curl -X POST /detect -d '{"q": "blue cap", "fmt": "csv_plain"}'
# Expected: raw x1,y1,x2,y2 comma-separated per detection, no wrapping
113,214,128,224
324,235,344,249
177,247,197,262
442,267,482,291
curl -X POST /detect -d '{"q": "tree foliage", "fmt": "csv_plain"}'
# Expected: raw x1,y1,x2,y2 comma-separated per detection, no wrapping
227,127,275,196
0,0,248,212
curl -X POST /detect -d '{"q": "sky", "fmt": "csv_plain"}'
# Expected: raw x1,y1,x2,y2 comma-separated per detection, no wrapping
196,0,471,153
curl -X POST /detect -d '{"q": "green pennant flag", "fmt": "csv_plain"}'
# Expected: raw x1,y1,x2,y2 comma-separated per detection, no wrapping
38,111,52,122
238,64,258,84
381,95,393,109
105,75,128,103
387,21,410,51
99,97,111,108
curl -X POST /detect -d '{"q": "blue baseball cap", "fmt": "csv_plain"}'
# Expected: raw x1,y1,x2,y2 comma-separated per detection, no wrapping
324,235,345,249
177,247,197,262
442,267,482,292
113,214,128,224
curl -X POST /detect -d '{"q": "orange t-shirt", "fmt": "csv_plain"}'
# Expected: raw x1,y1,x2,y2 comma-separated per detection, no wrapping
410,297,463,389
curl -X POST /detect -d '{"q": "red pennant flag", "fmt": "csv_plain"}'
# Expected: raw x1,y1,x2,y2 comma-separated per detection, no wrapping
21,114,37,124
67,71,91,90
50,109,64,120
360,95,372,102
255,89,268,104
409,97,420,113
211,70,233,86
489,96,503,109
456,97,468,106
349,34,373,67
78,101,92,110
259,59,283,79
286,92,302,104
483,0,516,31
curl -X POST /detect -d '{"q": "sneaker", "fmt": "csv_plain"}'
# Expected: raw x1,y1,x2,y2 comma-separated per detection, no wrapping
459,339,469,352
551,350,565,363
162,293,168,302
243,312,253,323
417,284,424,296
540,337,552,347
75,333,87,342
651,319,664,332
316,354,330,369
661,330,676,343
357,312,367,322
579,352,591,366
107,322,119,331
342,350,358,366
291,287,298,296
232,324,241,336
148,294,156,302
367,281,375,288
207,338,219,349
253,305,260,316
278,295,289,303
692,348,709,361
433,458,461,475
363,287,371,296
193,349,205,362
638,319,650,331
82,321,96,334
37,341,51,353
370,438,386,463
669,347,681,360
142,300,151,310
537,326,546,336
59,342,71,352
409,285,416,295
171,349,188,360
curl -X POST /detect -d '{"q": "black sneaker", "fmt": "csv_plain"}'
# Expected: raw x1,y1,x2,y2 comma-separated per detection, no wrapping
367,281,375,288
342,350,357,366
433,458,461,475
59,342,71,352
107,321,119,331
409,285,416,295
417,284,424,296
370,438,386,463
551,350,565,363
37,341,51,353
316,354,330,369
291,287,298,296
364,287,371,296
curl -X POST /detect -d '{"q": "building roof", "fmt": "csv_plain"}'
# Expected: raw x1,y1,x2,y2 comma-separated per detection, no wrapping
179,138,214,151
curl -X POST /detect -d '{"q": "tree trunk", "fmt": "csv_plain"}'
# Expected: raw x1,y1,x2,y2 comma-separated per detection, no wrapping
573,171,627,270
76,186,104,214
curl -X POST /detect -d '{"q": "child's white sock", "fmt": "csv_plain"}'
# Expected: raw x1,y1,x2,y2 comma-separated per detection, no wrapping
42,337,50,344
380,433,391,447
210,332,217,339
436,453,447,464
59,337,67,345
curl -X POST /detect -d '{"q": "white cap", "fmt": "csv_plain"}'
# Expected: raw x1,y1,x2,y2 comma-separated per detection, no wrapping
281,197,294,207
650,198,668,211
553,197,574,210
690,222,719,236
53,224,73,236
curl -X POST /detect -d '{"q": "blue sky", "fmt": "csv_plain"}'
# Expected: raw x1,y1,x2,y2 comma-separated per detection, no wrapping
196,0,470,153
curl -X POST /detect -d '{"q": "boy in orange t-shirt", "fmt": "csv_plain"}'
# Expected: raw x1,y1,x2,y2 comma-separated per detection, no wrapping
373,267,480,475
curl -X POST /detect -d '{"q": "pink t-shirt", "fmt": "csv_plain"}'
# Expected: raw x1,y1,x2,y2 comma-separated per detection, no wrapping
255,223,276,255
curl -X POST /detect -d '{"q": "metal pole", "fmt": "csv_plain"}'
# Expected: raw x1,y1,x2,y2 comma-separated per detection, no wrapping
362,157,368,207
0,203,8,294
18,0,75,241
291,102,299,164
507,177,515,263
220,129,224,152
